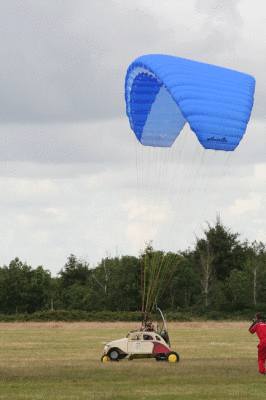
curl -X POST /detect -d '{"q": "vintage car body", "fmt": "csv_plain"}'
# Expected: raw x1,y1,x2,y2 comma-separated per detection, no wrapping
101,329,179,363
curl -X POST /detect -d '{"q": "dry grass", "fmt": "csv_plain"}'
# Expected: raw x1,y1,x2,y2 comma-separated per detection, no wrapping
0,321,263,399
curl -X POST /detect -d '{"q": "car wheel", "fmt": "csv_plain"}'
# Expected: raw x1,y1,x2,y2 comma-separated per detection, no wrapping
109,350,120,361
167,352,179,363
101,355,111,362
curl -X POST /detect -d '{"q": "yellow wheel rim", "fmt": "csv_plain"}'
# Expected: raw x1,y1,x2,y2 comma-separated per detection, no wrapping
168,354,177,363
102,356,111,362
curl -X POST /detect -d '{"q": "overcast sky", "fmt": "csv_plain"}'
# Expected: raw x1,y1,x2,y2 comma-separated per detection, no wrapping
1,0,265,276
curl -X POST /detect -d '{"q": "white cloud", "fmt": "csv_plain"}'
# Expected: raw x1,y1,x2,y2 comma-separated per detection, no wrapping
253,219,266,224
228,193,263,216
2,230,14,250
0,0,266,275
45,208,69,224
254,164,266,185
237,0,266,21
125,222,158,253
122,199,171,222
33,231,51,244
248,228,266,244
0,178,57,200
18,214,36,228
122,200,146,220
17,208,69,229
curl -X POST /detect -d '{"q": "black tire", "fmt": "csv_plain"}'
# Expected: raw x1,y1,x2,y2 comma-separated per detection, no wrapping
109,349,120,361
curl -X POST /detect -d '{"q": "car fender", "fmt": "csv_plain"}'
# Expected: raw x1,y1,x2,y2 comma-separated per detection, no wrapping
152,342,170,354
107,347,127,355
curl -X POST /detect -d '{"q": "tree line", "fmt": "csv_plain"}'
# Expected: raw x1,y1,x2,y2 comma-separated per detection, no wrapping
1,216,266,315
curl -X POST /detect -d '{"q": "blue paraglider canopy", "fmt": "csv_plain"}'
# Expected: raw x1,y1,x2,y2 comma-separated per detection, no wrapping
125,54,255,151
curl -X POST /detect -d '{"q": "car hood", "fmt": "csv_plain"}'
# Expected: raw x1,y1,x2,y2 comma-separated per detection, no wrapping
106,338,127,347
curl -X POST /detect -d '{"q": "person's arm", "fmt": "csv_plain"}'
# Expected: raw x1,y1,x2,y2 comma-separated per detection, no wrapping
249,320,258,333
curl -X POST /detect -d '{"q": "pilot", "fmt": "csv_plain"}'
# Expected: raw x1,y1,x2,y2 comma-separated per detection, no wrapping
143,334,153,340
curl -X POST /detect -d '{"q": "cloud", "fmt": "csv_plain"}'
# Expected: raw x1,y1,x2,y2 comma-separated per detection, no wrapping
253,219,266,224
122,199,171,222
0,117,134,164
0,0,266,275
1,0,264,126
33,231,51,244
247,228,266,245
17,208,69,229
228,193,263,216
1,0,163,123
125,222,158,253
1,230,14,250
254,164,266,186
122,200,146,220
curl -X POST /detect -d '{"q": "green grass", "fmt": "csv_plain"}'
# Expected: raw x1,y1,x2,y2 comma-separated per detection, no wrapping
0,321,263,399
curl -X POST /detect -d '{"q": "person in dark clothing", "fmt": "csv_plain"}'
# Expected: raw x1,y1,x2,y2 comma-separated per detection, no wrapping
249,312,266,374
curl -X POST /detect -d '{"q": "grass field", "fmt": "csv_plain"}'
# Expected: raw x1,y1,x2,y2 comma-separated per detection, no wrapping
0,321,264,399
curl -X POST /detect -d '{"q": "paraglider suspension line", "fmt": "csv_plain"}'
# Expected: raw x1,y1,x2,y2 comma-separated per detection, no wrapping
157,256,183,305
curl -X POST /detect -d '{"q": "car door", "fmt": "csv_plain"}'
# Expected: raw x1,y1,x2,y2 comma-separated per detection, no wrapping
140,333,154,354
127,333,142,353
